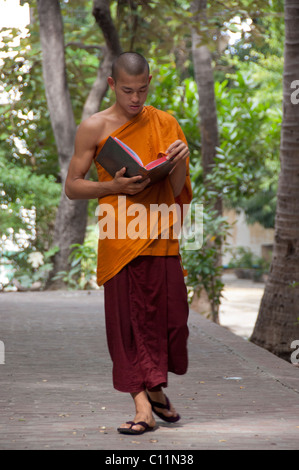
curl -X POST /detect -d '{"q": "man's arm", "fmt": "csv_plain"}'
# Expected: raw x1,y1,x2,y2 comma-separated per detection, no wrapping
166,140,190,198
65,120,150,200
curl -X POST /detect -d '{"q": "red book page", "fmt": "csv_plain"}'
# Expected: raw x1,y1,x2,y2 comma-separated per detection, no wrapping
145,155,168,170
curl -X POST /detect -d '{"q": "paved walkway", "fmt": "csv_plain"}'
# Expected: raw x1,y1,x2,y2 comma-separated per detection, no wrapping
0,289,299,450
219,273,263,339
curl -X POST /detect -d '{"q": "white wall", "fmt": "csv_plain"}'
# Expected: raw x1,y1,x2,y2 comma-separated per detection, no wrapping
223,209,274,266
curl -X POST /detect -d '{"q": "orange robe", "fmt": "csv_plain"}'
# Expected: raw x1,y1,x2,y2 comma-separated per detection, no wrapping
94,105,192,286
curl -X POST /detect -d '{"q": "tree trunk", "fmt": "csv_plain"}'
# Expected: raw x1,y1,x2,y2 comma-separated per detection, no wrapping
251,0,299,362
191,0,220,181
81,46,115,121
82,0,122,120
37,0,88,287
37,0,123,288
191,0,222,323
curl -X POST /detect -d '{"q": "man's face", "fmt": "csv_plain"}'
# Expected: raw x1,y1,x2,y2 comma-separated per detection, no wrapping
108,69,152,118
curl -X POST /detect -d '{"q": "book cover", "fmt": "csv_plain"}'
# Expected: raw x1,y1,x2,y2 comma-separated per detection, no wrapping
96,136,174,185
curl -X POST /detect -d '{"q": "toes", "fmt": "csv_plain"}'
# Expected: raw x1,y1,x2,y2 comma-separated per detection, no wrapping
119,421,134,430
131,424,144,432
156,407,177,418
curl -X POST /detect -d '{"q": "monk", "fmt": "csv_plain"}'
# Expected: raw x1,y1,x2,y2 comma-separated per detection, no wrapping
65,52,192,435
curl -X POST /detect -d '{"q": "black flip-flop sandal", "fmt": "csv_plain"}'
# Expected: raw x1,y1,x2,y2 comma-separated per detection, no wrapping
147,393,181,423
117,420,155,435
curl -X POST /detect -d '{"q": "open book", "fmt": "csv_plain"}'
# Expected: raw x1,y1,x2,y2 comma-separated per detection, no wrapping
96,136,174,185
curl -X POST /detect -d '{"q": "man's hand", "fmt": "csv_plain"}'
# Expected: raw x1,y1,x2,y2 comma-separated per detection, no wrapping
166,140,190,198
111,167,151,195
166,140,190,168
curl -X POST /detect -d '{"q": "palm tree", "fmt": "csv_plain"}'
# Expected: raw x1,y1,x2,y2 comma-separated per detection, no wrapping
190,0,222,323
251,0,299,362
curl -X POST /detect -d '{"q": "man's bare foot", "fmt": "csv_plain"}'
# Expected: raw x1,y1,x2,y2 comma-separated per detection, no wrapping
117,391,156,434
147,390,180,422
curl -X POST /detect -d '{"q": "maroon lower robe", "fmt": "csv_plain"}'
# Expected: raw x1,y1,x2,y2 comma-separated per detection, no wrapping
103,255,189,393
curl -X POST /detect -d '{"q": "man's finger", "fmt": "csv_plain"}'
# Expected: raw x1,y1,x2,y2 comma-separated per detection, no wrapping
166,143,187,160
166,140,181,153
136,178,151,190
128,174,144,183
115,167,127,178
167,148,189,162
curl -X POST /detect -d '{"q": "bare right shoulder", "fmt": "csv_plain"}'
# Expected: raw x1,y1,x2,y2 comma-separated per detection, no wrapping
67,110,114,184
76,110,111,153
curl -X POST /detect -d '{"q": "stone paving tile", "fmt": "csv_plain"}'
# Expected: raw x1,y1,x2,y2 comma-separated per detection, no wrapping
0,290,298,450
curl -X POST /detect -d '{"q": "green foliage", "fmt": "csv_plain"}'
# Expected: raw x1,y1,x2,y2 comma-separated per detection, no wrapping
237,187,277,228
0,151,61,250
227,246,270,281
52,226,98,290
181,194,230,321
0,1,99,285
0,25,58,175
1,246,59,291
212,66,281,230
147,61,201,158
145,59,281,317
228,246,264,268
1,0,284,298
148,62,280,227
215,71,280,205
149,59,280,200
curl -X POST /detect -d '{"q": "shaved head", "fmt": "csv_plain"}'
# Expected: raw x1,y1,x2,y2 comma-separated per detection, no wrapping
111,52,150,82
